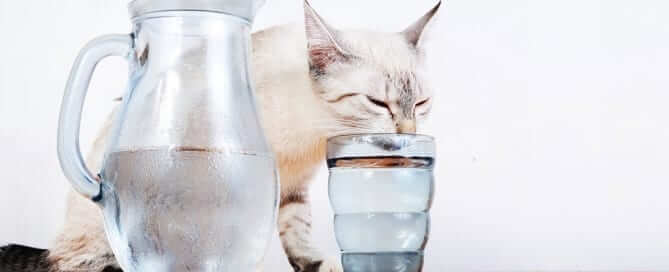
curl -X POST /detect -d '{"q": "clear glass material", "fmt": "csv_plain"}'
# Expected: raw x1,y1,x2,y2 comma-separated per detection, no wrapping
327,134,435,272
57,3,278,271
129,0,266,21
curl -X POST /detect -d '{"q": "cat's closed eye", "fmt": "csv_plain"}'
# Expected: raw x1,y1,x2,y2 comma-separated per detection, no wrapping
415,98,432,118
416,99,430,107
366,96,392,113
366,96,388,108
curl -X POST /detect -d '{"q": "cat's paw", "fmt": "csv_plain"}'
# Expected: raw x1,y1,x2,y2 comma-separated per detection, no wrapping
317,256,343,272
289,256,342,272
48,231,119,272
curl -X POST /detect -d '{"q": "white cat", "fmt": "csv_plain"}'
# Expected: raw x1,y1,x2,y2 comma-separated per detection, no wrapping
46,1,441,271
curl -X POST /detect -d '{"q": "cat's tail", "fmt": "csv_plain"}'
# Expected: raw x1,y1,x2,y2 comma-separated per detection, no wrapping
0,244,51,272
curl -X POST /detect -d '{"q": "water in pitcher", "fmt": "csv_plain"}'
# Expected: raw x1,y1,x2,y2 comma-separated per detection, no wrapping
98,148,278,271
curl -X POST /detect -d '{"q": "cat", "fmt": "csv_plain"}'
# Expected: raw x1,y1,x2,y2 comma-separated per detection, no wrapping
1,1,441,271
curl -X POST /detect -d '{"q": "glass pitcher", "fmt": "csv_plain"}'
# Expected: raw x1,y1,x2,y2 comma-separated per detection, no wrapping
57,0,278,271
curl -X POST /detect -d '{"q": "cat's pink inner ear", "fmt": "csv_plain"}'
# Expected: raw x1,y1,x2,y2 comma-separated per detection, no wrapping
308,46,342,71
304,0,347,70
403,1,442,48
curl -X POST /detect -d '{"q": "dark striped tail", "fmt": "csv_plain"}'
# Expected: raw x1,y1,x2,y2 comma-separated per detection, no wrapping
0,244,51,272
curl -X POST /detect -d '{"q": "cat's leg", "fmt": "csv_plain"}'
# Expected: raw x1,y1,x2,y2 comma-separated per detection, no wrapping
279,191,342,272
48,108,121,272
47,191,121,272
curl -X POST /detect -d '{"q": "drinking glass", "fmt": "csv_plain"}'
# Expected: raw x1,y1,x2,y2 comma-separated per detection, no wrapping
327,134,435,272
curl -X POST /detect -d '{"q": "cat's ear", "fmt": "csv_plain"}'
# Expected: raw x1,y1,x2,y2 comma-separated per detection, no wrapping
402,1,442,48
304,0,350,72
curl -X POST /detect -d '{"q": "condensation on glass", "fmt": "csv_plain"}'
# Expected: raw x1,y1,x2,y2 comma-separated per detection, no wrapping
57,1,278,271
327,134,436,272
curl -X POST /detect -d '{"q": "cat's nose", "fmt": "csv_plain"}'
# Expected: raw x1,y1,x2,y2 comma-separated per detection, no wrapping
397,120,416,134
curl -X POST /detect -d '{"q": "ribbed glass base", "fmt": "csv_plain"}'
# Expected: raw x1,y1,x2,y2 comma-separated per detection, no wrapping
342,252,423,272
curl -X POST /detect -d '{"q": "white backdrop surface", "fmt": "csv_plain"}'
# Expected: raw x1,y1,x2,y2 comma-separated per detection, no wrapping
1,0,668,271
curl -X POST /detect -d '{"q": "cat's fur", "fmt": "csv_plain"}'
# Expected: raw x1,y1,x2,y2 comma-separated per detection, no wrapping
38,1,440,272
0,245,51,272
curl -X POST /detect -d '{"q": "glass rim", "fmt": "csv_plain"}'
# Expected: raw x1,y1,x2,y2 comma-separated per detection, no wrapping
327,133,436,159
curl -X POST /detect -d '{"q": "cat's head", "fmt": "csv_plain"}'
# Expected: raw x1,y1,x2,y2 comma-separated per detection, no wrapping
304,1,440,135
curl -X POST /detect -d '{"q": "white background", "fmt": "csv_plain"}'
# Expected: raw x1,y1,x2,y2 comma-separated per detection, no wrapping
1,0,669,271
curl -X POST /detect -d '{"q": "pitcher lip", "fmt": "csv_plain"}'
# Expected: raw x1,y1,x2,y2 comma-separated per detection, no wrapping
128,0,265,21
130,10,252,25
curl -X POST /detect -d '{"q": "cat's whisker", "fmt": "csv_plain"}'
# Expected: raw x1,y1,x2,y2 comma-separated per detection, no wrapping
306,119,372,131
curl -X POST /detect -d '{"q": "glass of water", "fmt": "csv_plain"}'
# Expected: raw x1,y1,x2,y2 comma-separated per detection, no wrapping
327,134,435,272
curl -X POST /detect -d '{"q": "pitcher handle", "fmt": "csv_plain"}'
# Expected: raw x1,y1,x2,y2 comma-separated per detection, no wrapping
57,34,133,200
